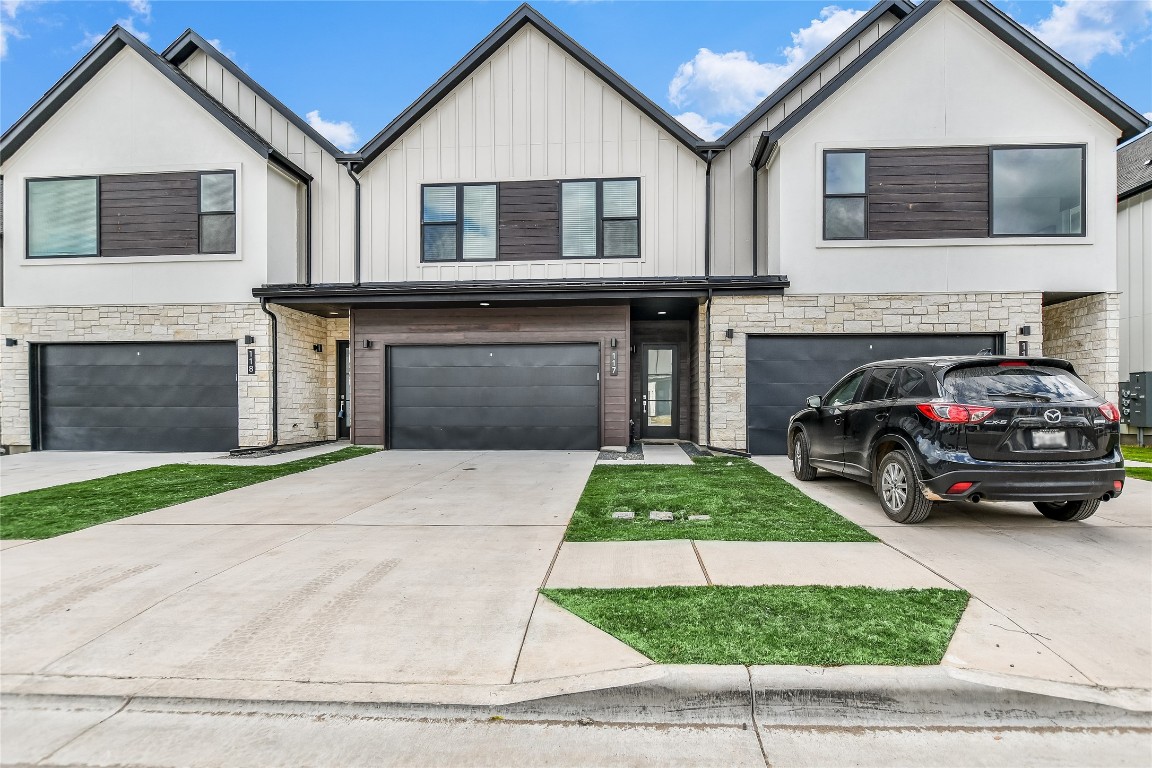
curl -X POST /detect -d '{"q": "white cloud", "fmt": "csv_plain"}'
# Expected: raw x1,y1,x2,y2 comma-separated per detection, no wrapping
0,0,28,60
1026,0,1152,67
1145,112,1152,121
669,6,865,119
126,0,150,19
306,110,359,150
206,37,237,60
674,111,730,141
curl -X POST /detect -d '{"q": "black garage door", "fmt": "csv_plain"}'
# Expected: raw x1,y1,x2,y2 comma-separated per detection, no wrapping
389,344,600,450
747,333,1001,455
36,342,239,451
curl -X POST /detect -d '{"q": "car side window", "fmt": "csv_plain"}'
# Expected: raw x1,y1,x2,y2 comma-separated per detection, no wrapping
895,367,934,398
857,368,899,403
825,371,866,407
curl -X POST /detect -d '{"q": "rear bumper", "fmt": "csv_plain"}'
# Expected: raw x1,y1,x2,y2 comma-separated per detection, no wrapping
922,464,1126,502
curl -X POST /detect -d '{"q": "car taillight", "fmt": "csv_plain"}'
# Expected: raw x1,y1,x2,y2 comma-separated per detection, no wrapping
999,361,1028,367
916,403,996,424
947,482,975,494
1099,402,1121,422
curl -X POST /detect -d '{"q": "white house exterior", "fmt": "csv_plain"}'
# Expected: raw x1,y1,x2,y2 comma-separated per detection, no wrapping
1116,131,1152,436
1,0,1147,455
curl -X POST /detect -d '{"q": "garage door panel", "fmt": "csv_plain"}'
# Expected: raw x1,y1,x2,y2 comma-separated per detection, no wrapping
391,384,599,409
391,365,599,389
393,405,599,428
45,385,239,409
390,426,596,451
747,333,1001,455
394,345,595,368
43,405,240,430
41,426,239,452
43,365,237,388
42,344,232,367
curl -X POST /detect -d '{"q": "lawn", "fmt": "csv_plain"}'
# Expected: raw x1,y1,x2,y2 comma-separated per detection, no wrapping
564,457,874,543
543,586,969,666
1122,445,1152,464
0,446,379,540
1127,467,1152,482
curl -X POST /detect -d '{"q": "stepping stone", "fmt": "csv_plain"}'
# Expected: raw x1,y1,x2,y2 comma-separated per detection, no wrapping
649,511,674,521
688,515,711,521
612,511,635,520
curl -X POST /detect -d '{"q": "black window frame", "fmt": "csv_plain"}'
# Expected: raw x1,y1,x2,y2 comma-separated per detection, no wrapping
420,182,500,263
855,366,900,403
893,366,936,399
822,150,868,241
25,175,101,259
825,369,866,407
198,170,237,254
559,177,641,260
988,144,1086,238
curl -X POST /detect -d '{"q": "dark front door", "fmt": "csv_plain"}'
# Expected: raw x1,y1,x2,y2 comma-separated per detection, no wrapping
336,340,350,439
641,344,678,439
34,342,239,451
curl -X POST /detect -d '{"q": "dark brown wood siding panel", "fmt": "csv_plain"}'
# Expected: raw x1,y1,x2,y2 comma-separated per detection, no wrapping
866,147,988,239
630,321,692,441
351,305,630,447
498,180,559,260
100,172,200,257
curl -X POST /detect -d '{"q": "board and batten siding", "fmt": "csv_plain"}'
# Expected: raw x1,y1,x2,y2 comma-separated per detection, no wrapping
351,306,630,447
710,9,904,276
178,49,356,284
866,147,989,239
100,172,200,257
358,24,705,284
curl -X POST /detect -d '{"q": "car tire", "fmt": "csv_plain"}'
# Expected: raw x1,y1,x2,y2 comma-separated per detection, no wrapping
875,451,932,524
792,432,818,481
1033,499,1099,521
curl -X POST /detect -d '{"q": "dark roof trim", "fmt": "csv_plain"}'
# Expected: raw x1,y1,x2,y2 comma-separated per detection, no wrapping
1120,178,1152,202
718,0,915,146
2,26,273,163
269,149,312,183
254,275,790,302
355,4,704,170
162,29,344,158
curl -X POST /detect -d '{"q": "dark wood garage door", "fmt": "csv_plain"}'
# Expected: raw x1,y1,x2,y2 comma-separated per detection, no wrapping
389,344,600,450
746,333,1002,455
35,342,239,451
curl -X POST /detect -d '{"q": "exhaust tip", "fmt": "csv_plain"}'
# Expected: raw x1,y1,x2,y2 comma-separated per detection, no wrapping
969,493,981,503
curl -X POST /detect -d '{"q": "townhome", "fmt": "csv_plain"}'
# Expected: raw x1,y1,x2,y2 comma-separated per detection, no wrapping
1,0,1147,456
1117,131,1152,438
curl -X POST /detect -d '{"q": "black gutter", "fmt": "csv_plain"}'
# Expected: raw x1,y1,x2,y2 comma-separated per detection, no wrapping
1119,177,1152,202
704,288,712,448
700,147,722,277
249,298,279,452
751,165,758,276
337,155,363,286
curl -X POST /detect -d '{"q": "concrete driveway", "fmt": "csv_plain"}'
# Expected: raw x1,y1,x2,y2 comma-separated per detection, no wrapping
2,450,635,702
755,457,1152,691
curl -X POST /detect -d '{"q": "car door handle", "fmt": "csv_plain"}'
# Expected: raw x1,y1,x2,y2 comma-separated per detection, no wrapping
875,412,888,421
834,417,843,426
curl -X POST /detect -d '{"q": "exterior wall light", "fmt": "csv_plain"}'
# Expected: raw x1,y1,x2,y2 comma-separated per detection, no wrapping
313,344,324,353
1019,326,1031,336
364,340,374,349
244,335,255,345
4,338,17,347
725,329,734,339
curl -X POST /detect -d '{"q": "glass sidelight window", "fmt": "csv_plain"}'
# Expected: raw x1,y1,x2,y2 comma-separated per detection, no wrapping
646,347,675,428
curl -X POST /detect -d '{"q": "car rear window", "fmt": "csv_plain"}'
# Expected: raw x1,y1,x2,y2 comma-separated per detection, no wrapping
943,365,1098,403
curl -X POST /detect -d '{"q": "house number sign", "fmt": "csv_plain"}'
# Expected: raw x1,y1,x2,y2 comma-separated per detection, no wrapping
247,348,256,374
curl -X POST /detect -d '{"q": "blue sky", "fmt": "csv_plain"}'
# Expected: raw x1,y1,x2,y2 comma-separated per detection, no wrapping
2,0,1150,148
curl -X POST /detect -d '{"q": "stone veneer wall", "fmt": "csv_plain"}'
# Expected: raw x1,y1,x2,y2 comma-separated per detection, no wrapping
701,292,1044,451
1042,293,1120,401
273,305,348,444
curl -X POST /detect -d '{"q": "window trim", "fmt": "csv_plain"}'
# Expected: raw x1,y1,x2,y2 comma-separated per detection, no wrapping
822,150,868,241
419,182,500,263
198,170,237,255
25,175,101,259
558,177,641,260
988,143,1086,238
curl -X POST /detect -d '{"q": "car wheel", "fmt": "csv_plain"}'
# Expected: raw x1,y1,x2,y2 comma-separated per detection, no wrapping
792,432,817,481
875,451,932,524
1033,499,1099,521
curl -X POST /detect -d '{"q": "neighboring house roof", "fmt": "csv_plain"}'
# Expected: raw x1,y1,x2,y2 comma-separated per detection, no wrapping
354,3,704,170
750,0,1151,168
1118,131,1152,200
162,29,343,158
0,25,310,183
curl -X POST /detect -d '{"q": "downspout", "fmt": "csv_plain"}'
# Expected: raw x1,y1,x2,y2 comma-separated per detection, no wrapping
339,159,362,287
304,181,313,285
233,297,279,454
751,166,758,277
702,149,717,449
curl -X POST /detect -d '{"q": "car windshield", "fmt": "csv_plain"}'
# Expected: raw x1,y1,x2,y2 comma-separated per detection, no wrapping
943,365,1098,403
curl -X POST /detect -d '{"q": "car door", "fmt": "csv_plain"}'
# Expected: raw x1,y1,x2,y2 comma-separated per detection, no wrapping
841,367,899,480
806,370,866,473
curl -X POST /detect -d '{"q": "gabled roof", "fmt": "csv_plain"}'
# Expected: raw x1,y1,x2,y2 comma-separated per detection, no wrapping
1118,131,1152,200
354,3,704,171
162,29,343,158
750,0,1151,168
717,0,915,146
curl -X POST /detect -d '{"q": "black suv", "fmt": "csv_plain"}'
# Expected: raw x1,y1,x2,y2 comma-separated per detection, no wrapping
786,356,1126,524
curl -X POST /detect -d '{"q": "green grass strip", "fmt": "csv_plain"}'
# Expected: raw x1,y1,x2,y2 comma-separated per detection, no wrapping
1122,445,1152,464
543,585,969,666
1,446,379,540
565,456,875,543
1126,467,1152,483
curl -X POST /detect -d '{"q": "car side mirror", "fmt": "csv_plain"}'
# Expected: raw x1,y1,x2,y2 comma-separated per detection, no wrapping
806,395,822,409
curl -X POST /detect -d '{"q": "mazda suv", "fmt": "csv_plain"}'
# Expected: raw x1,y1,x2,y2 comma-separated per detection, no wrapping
786,356,1126,523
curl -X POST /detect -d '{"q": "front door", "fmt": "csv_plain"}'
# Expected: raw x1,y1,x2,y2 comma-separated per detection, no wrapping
336,340,350,439
641,344,678,439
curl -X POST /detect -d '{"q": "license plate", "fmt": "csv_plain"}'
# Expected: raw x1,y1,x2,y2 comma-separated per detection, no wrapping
1031,429,1068,449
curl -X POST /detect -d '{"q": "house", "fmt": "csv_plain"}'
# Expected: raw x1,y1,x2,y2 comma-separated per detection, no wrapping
1,0,1147,456
1116,130,1152,438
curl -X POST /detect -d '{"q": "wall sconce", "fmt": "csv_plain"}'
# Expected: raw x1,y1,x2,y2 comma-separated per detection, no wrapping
4,338,17,347
312,344,324,353
610,338,618,348
1019,326,1031,337
725,329,734,339
244,335,255,345
1018,340,1029,356
364,340,374,349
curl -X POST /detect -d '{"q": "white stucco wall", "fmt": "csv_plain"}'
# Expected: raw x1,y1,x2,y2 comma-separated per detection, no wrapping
765,1,1121,295
357,24,706,283
0,48,277,307
266,165,304,284
1118,190,1152,380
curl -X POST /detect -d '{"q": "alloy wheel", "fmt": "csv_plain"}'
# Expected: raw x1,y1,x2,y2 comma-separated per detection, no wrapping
881,461,908,510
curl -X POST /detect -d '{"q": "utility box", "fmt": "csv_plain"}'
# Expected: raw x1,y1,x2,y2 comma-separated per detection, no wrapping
1121,372,1150,428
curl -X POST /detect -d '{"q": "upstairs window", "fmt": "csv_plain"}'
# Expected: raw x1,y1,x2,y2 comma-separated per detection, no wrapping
421,183,497,262
991,146,1084,236
823,151,866,240
199,172,236,253
561,178,639,259
27,177,99,258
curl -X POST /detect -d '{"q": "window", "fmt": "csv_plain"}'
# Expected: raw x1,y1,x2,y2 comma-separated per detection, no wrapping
894,368,934,399
421,183,497,262
27,177,99,258
199,172,236,253
561,178,639,259
825,371,865,407
857,367,898,402
991,146,1084,236
823,151,866,239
